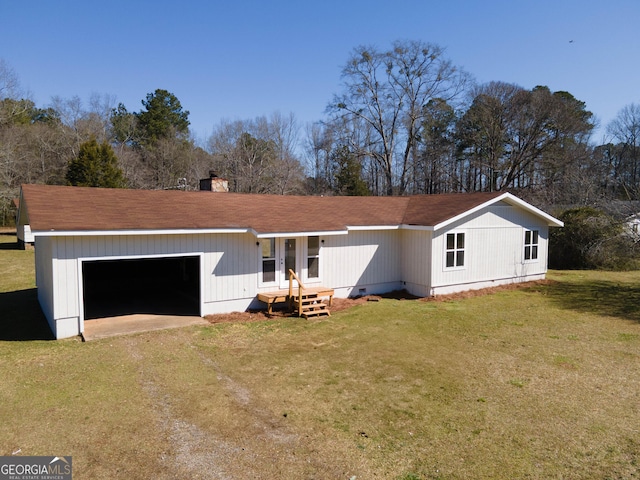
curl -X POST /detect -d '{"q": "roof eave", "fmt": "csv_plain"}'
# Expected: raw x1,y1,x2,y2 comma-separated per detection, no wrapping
346,225,400,231
255,229,349,238
254,225,401,237
498,193,564,227
30,227,253,237
433,192,564,231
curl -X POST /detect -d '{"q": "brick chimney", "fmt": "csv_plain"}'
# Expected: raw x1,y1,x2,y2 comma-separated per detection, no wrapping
199,171,229,192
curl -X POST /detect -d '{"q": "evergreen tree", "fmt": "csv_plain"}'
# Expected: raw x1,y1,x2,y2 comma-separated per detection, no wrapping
66,138,125,188
136,89,190,144
333,145,369,195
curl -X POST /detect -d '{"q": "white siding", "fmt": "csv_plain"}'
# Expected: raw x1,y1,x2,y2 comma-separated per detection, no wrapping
207,232,256,305
17,225,34,244
430,205,550,295
401,229,432,297
40,232,260,338
16,192,34,245
322,230,403,297
53,237,80,320
34,236,55,331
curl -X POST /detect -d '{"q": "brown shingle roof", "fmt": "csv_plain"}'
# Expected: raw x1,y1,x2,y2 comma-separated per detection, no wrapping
20,184,508,235
403,192,504,227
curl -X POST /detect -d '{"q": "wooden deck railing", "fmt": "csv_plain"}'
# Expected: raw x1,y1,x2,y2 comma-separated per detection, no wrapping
288,268,305,313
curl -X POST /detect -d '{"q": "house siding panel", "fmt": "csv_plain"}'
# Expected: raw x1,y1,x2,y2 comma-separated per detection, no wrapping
34,236,55,330
431,205,550,294
57,237,79,320
401,229,432,297
41,232,262,337
208,233,256,305
322,230,402,296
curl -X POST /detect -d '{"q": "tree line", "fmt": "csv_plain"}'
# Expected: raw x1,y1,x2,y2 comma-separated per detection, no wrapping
2,41,640,228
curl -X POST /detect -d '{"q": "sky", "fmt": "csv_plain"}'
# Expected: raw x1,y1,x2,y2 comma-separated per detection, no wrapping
1,0,639,145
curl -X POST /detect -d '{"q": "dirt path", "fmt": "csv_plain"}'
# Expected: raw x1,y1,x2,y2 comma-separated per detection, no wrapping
124,337,352,479
125,338,245,478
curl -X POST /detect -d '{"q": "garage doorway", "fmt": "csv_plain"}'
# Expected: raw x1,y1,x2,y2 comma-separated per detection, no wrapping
82,256,200,320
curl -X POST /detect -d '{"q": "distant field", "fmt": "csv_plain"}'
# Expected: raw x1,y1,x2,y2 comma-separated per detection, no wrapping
0,233,639,479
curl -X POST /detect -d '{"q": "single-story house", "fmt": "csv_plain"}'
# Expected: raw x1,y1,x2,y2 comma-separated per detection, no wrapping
18,184,563,339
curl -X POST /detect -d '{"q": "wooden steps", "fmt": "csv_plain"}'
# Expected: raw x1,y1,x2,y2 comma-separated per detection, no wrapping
293,292,330,318
257,285,333,318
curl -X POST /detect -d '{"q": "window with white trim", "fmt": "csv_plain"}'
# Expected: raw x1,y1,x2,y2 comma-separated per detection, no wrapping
307,236,320,279
445,232,465,268
524,229,539,261
260,238,276,283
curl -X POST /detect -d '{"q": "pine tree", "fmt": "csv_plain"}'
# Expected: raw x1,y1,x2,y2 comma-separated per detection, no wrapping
136,89,190,144
333,145,369,195
66,138,125,188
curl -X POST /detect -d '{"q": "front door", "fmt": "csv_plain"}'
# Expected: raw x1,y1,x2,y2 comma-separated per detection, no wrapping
280,238,298,288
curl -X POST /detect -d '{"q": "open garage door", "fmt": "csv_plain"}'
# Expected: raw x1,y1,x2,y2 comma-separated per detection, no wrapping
82,256,200,320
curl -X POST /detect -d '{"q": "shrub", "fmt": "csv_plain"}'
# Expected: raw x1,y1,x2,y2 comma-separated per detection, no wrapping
549,207,637,270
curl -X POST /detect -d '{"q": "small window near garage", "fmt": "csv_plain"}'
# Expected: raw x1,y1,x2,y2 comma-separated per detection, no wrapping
261,238,276,283
445,232,465,268
524,229,539,261
307,236,320,279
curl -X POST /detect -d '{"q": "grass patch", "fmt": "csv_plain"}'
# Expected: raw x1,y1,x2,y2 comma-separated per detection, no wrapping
617,332,639,342
0,234,52,341
544,270,640,323
1,235,640,478
507,378,529,388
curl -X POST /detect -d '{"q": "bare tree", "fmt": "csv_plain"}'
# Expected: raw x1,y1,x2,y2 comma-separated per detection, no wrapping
606,103,640,199
456,83,594,198
257,112,304,194
413,98,458,193
0,120,70,224
0,59,22,100
207,114,305,194
0,59,34,128
304,122,335,194
328,40,470,195
457,82,526,192
84,92,117,142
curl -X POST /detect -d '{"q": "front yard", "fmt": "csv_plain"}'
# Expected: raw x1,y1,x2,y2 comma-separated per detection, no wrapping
0,232,639,478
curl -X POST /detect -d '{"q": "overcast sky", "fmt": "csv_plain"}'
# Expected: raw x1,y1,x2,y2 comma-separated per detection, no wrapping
2,0,638,144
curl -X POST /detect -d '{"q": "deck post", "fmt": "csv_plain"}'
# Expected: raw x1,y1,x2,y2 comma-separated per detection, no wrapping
288,269,306,313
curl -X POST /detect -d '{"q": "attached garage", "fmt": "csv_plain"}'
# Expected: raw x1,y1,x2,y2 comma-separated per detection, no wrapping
82,255,200,320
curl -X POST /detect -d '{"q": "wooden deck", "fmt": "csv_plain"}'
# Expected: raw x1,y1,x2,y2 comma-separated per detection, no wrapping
257,286,334,314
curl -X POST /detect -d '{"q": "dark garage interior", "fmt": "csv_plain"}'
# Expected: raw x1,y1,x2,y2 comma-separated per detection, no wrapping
82,256,200,320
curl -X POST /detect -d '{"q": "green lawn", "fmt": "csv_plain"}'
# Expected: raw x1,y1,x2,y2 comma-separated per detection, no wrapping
1,232,639,479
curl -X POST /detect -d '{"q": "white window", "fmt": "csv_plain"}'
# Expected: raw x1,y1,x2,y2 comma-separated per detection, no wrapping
307,236,320,279
260,238,276,283
445,232,465,268
524,230,539,261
